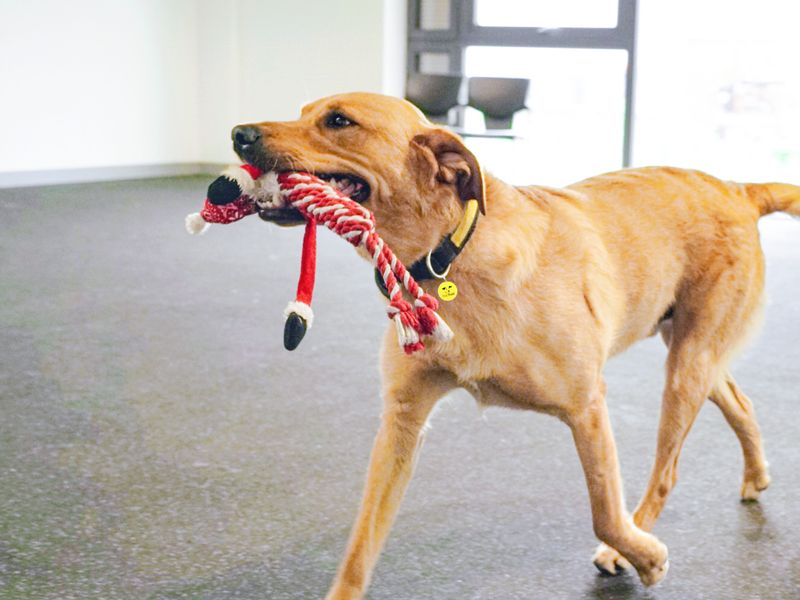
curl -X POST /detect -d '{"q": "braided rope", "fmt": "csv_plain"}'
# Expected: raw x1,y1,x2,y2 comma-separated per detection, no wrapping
278,172,453,354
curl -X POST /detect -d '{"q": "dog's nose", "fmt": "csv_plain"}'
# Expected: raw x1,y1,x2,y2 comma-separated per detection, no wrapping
232,125,262,150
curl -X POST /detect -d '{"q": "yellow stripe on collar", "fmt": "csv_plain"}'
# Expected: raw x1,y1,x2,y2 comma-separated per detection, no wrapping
450,198,480,249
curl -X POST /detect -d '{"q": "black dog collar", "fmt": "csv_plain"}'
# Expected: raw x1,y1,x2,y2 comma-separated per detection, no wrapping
375,199,480,298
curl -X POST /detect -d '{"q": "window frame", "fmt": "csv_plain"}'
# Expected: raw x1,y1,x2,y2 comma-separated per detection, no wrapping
407,0,638,167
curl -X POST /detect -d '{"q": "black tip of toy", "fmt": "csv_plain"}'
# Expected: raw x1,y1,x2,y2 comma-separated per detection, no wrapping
207,176,242,205
283,313,308,351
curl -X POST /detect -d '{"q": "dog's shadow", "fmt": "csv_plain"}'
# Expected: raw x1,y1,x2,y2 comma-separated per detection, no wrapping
737,499,773,542
585,571,655,600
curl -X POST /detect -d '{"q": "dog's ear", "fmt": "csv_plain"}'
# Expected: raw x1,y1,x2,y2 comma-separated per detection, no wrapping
411,129,486,214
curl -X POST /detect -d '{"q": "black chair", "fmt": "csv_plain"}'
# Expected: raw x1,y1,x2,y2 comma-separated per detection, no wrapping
405,74,463,125
466,77,530,135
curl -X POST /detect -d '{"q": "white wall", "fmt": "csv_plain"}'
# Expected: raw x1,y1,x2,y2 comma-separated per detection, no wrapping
0,0,407,176
196,0,242,167
0,0,201,173
199,0,406,164
382,0,408,97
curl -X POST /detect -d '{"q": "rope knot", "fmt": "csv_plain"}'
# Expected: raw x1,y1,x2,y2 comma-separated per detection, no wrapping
414,294,453,342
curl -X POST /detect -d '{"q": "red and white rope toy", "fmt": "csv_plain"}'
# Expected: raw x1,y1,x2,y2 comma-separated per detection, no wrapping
186,166,453,354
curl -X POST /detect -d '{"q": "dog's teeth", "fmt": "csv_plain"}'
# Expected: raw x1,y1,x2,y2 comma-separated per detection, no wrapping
320,176,365,197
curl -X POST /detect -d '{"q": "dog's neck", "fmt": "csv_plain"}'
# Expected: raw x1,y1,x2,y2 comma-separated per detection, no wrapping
371,174,550,297
415,174,552,363
446,175,550,289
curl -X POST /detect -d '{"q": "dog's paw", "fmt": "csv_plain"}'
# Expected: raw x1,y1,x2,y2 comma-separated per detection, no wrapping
741,469,771,502
634,538,669,587
637,558,669,587
592,542,631,576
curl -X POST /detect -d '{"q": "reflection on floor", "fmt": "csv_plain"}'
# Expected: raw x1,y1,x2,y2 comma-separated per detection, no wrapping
1,176,798,599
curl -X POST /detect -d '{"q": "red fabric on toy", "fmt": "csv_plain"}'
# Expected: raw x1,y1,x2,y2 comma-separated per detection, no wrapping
199,197,256,224
296,219,317,306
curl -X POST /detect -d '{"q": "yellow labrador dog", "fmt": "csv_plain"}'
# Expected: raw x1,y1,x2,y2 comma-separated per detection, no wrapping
231,92,799,599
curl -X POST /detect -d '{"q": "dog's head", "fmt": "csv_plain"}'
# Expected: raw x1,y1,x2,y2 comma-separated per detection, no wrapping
231,92,484,261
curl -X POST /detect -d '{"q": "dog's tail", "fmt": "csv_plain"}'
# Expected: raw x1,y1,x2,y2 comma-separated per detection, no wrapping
745,182,800,217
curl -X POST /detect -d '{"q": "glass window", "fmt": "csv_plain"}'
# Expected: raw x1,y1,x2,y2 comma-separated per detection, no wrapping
463,46,628,185
418,0,451,30
475,0,618,29
634,0,800,182
417,52,450,75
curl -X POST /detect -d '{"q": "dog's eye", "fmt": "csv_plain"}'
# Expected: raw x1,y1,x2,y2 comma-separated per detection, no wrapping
325,112,355,129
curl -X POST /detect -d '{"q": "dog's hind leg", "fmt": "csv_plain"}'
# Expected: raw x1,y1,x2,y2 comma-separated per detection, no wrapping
592,366,771,576
325,337,456,600
594,252,766,577
708,373,771,500
659,320,771,501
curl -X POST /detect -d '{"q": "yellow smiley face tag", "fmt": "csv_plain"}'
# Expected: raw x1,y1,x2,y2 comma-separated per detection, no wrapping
437,280,458,302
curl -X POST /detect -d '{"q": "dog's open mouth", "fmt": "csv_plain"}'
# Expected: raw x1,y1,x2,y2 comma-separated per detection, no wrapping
257,172,371,225
323,173,371,202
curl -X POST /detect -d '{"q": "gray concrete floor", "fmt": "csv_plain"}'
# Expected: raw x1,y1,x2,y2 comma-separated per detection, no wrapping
0,176,798,600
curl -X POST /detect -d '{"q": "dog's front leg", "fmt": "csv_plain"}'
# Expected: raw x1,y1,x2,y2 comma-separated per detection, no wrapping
325,341,454,600
565,379,669,587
